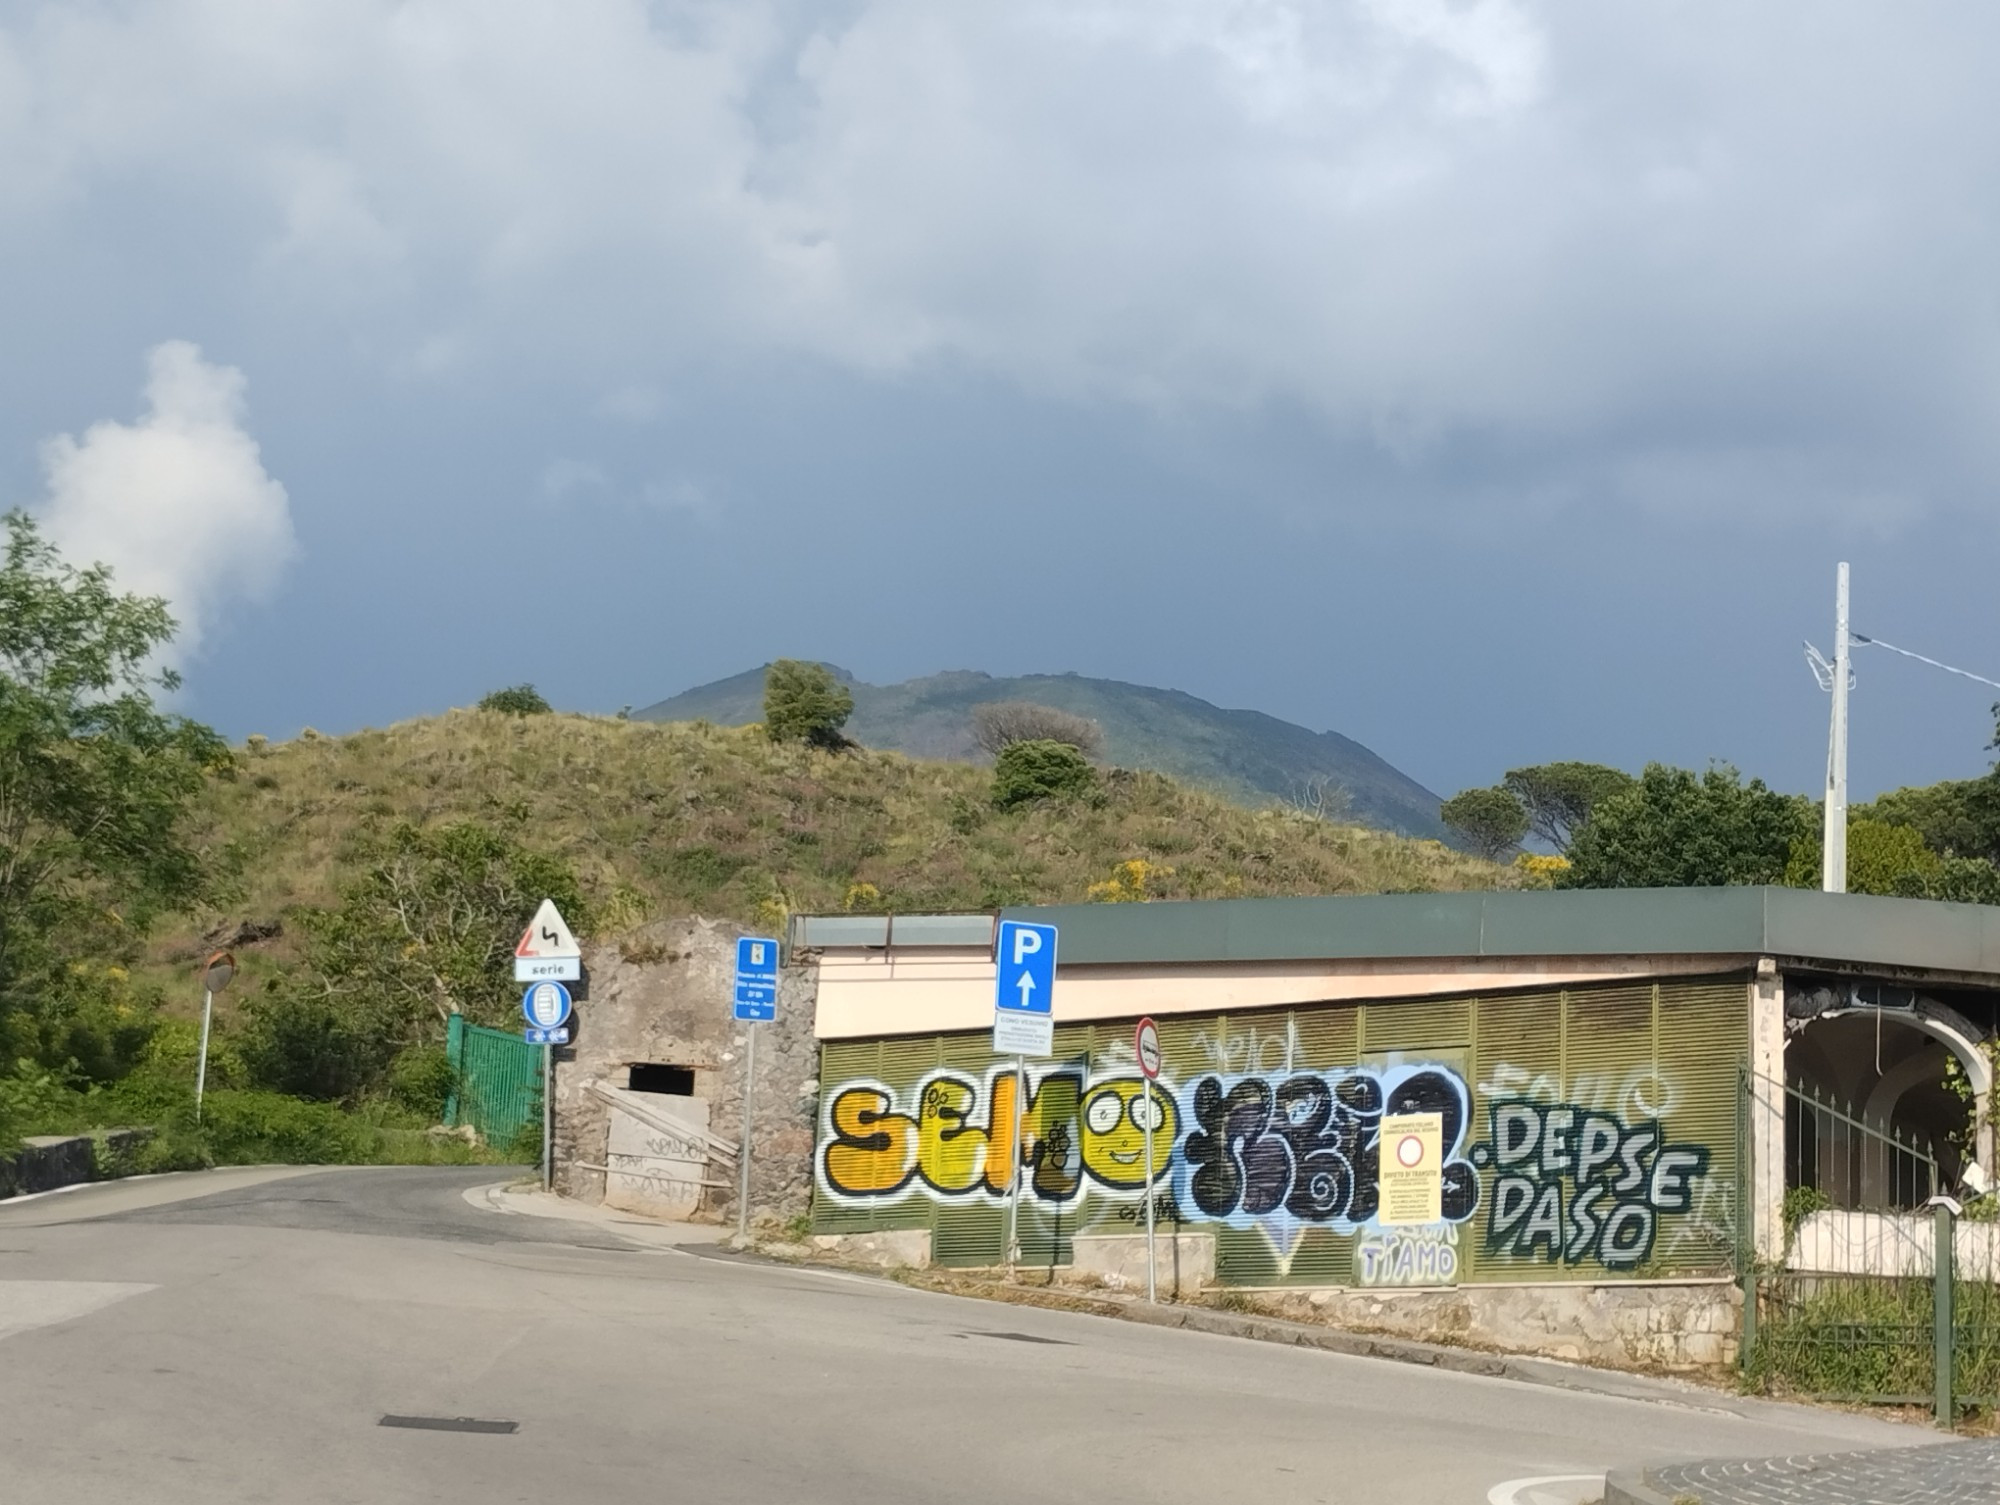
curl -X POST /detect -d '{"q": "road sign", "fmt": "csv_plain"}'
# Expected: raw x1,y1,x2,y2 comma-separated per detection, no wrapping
521,980,574,1031
515,955,580,982
524,1026,570,1045
516,899,580,958
995,921,1056,1013
1135,1017,1161,1079
992,920,1057,1057
515,898,582,981
733,935,779,1023
1378,1111,1444,1226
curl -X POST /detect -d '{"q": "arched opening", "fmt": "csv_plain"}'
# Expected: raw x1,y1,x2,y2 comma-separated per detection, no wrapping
1787,1008,1983,1209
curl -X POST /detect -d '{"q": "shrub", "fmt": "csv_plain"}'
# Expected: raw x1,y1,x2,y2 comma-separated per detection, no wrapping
198,1089,367,1164
762,660,854,749
992,739,1098,809
238,986,399,1102
387,1045,457,1121
477,684,552,716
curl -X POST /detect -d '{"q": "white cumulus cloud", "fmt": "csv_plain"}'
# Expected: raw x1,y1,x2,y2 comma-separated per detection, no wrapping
36,341,297,662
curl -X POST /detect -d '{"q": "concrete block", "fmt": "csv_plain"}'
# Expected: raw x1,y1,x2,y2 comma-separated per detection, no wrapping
1070,1231,1214,1295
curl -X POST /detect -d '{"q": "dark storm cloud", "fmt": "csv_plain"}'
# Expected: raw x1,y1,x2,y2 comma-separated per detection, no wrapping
1,2,1997,797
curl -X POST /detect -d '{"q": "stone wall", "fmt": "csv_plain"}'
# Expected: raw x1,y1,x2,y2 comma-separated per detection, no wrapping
1241,1279,1740,1372
551,916,820,1226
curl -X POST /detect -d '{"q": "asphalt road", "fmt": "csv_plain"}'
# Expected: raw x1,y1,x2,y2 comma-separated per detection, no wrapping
0,1167,1937,1504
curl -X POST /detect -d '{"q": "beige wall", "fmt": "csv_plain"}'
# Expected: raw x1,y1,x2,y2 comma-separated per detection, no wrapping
811,948,1757,1040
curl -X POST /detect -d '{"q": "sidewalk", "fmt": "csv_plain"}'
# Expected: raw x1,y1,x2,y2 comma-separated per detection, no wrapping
1605,1439,2000,1504
464,1179,733,1249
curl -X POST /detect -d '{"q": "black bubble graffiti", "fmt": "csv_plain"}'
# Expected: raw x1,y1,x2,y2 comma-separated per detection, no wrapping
1182,1067,1479,1226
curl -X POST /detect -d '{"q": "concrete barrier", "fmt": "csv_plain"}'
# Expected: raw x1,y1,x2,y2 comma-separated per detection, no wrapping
0,1128,153,1201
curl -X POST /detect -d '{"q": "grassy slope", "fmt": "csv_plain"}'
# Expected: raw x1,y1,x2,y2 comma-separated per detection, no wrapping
151,711,1510,1003
635,665,1452,841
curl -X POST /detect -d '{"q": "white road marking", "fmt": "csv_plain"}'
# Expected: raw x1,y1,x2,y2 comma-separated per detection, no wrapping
0,1280,156,1342
1487,1474,1606,1505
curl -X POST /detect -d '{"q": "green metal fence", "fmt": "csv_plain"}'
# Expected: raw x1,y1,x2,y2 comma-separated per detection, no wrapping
444,1015,539,1149
1745,1070,2000,1422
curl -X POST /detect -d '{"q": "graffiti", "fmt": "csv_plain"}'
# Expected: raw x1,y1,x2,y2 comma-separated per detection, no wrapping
1355,1223,1460,1287
1479,1100,1710,1269
817,1051,1718,1277
819,1066,1176,1203
1114,1190,1183,1225
1181,1064,1479,1230
1477,1063,1676,1121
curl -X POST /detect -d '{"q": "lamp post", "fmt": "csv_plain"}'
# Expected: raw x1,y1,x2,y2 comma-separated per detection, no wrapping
195,950,236,1120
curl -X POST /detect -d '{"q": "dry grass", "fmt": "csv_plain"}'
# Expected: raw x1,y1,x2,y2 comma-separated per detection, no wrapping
144,710,1512,1006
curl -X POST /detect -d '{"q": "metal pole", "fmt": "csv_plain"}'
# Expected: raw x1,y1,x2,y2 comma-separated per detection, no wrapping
1006,1054,1025,1266
195,989,214,1121
1934,1200,1955,1429
1144,1080,1158,1303
1824,561,1850,893
541,1042,553,1192
737,1023,757,1241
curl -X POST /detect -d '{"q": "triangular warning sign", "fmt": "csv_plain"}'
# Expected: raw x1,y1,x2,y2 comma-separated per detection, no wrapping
516,898,581,959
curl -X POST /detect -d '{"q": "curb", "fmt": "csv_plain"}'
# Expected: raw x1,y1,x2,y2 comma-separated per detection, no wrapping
1601,1466,1676,1505
827,1261,1774,1416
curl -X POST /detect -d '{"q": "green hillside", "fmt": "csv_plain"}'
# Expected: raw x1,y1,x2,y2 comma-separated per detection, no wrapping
148,710,1508,1001
635,665,1450,841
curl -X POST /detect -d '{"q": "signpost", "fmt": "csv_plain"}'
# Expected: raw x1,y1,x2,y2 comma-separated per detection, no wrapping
733,935,780,1239
993,921,1057,1262
514,901,582,1191
194,951,236,1122
1135,1016,1162,1303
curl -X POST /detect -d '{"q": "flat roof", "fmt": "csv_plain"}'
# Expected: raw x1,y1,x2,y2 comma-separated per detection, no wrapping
793,887,2000,978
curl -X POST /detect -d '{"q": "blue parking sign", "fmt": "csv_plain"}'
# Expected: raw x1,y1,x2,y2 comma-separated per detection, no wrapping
734,935,779,1022
995,921,1056,1014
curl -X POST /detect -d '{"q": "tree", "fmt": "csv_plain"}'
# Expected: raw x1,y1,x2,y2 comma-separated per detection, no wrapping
1783,817,1943,896
0,511,227,1003
1284,772,1350,823
992,739,1097,809
1560,764,1811,889
1439,787,1529,860
1501,762,1634,852
762,660,854,749
477,684,551,716
289,820,589,1045
970,701,1104,759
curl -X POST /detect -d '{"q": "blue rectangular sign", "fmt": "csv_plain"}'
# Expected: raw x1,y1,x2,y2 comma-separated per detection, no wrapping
524,1026,570,1045
734,935,780,1023
994,920,1057,1015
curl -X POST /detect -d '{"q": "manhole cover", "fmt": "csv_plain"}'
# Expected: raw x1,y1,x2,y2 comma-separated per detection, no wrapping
379,1415,519,1434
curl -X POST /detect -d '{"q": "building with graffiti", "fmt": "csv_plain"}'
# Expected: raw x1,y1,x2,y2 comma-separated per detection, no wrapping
789,889,2000,1369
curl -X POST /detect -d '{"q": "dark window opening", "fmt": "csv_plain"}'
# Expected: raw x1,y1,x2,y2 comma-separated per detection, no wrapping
629,1063,695,1096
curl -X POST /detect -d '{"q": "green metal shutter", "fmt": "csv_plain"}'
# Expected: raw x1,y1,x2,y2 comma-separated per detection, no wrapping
1466,987,1566,1284
1649,977,1748,1276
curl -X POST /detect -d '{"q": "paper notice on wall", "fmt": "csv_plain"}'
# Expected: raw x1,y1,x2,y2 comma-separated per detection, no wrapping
1378,1111,1443,1226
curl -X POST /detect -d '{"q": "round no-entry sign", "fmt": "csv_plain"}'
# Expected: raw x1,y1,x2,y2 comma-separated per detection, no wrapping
1134,1017,1161,1079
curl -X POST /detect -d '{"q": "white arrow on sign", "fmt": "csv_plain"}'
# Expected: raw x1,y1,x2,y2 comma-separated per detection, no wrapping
1016,974,1036,1007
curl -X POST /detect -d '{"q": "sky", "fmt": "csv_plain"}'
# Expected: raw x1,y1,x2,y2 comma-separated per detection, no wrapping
3,1,1999,804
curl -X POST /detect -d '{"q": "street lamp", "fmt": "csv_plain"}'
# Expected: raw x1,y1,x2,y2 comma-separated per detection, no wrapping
196,950,236,1120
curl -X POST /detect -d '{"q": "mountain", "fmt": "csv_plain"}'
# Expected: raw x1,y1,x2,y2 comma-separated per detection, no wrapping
633,666,1450,841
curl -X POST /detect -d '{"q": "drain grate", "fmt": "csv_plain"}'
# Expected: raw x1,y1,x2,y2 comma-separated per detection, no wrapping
961,1330,1073,1346
379,1415,519,1434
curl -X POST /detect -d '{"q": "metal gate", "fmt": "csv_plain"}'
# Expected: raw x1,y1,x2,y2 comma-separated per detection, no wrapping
1745,1070,2000,1422
444,1015,539,1151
